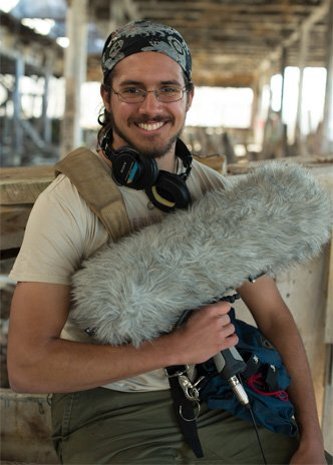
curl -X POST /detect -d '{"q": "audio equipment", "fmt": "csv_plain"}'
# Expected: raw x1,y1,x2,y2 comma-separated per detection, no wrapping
101,129,192,212
71,162,332,347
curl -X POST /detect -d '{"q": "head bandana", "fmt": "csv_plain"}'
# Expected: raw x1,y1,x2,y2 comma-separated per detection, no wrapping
101,20,192,83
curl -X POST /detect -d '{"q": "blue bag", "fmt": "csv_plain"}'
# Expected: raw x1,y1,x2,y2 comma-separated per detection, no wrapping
197,309,299,437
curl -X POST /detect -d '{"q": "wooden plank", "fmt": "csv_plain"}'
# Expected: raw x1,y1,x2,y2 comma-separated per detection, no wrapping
0,165,54,250
0,205,33,250
0,165,54,205
194,155,227,173
227,155,333,175
0,388,59,463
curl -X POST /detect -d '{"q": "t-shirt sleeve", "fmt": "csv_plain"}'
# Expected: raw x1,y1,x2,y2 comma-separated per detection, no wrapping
9,175,107,285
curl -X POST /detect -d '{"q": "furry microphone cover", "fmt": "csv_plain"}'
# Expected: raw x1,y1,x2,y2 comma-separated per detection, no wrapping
70,162,332,347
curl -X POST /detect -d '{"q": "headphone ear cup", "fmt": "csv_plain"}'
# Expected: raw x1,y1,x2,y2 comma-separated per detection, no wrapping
111,148,159,190
145,171,191,212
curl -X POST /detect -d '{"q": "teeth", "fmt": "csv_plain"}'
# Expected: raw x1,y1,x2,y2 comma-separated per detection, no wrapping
138,122,164,131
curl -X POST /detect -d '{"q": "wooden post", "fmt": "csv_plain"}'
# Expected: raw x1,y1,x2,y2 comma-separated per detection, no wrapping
13,55,24,165
42,56,52,146
321,0,333,154
295,25,309,157
60,0,88,158
279,47,288,157
252,61,271,152
279,47,287,120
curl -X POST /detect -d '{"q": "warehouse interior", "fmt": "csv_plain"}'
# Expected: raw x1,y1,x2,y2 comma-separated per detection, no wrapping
1,0,333,166
0,0,333,463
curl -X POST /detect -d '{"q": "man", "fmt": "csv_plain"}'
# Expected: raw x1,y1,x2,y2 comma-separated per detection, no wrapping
8,20,327,464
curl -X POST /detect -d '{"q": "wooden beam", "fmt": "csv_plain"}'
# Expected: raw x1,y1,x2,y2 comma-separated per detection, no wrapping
262,0,330,64
136,0,320,15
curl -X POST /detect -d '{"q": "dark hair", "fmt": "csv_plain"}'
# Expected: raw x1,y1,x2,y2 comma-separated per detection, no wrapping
97,71,194,147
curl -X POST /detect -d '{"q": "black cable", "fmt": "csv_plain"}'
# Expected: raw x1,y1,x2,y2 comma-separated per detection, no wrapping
236,375,267,465
247,403,268,465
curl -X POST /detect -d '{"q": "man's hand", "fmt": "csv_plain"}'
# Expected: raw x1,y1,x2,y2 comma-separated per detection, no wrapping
290,442,327,465
165,301,238,366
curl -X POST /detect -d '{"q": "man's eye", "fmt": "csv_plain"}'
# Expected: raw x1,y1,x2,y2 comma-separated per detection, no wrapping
122,87,142,95
160,87,179,94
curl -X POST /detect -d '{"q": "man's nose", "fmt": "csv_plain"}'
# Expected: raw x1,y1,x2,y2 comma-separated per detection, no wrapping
138,91,162,113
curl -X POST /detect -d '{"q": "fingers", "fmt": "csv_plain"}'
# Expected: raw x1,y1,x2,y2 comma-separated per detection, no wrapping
169,301,239,366
194,300,232,323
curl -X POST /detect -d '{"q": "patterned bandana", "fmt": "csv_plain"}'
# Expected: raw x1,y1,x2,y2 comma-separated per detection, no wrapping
101,20,192,82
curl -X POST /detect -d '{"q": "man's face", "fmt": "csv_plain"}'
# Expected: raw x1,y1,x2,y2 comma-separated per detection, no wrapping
101,51,193,160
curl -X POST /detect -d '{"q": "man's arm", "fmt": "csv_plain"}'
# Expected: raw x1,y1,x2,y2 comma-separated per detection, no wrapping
7,281,237,394
238,275,326,464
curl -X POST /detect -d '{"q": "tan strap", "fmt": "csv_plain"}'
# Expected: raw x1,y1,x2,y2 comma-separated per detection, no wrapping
55,147,131,242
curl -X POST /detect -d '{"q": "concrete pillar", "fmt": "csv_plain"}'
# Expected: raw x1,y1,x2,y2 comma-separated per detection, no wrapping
60,0,88,158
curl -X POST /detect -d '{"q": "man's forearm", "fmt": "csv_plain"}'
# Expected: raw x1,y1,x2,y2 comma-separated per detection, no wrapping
9,335,177,393
8,288,237,394
263,318,324,450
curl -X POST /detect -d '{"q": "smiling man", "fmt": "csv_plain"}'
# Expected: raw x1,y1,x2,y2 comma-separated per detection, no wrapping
7,20,328,465
101,52,192,163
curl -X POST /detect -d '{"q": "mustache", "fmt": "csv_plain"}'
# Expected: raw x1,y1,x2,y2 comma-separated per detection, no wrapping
131,116,172,124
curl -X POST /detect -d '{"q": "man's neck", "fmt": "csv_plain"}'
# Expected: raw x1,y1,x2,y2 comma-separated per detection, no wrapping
156,151,178,173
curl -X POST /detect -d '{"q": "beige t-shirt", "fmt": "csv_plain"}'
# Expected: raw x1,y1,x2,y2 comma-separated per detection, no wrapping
10,153,226,392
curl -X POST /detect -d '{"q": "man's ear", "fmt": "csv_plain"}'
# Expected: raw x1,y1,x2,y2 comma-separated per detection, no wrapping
186,87,194,112
100,84,111,112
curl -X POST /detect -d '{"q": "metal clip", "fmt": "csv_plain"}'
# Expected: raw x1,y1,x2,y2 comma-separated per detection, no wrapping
178,375,200,401
177,374,206,422
179,401,201,422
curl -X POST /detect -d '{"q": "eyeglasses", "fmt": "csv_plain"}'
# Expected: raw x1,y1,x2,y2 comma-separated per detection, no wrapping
111,86,188,103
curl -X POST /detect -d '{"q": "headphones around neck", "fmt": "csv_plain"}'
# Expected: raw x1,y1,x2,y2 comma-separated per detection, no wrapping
100,129,192,213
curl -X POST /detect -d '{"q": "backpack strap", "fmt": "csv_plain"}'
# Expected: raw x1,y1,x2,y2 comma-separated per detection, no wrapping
56,148,203,457
55,147,131,242
165,364,204,458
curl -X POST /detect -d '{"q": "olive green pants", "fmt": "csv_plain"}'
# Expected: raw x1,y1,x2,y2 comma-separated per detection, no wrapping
51,387,300,465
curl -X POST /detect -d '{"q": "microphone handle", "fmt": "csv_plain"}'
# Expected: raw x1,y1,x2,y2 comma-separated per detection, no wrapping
213,347,246,378
213,347,249,406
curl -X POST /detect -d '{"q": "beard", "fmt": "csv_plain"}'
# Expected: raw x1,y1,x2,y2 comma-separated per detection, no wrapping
110,113,183,159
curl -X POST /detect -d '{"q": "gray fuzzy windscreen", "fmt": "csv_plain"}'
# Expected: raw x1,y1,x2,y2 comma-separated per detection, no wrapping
70,162,332,347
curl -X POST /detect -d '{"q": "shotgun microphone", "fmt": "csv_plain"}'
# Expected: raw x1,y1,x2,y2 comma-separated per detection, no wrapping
71,162,332,348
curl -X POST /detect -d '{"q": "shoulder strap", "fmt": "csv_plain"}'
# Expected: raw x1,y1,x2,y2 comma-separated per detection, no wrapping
55,147,131,242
